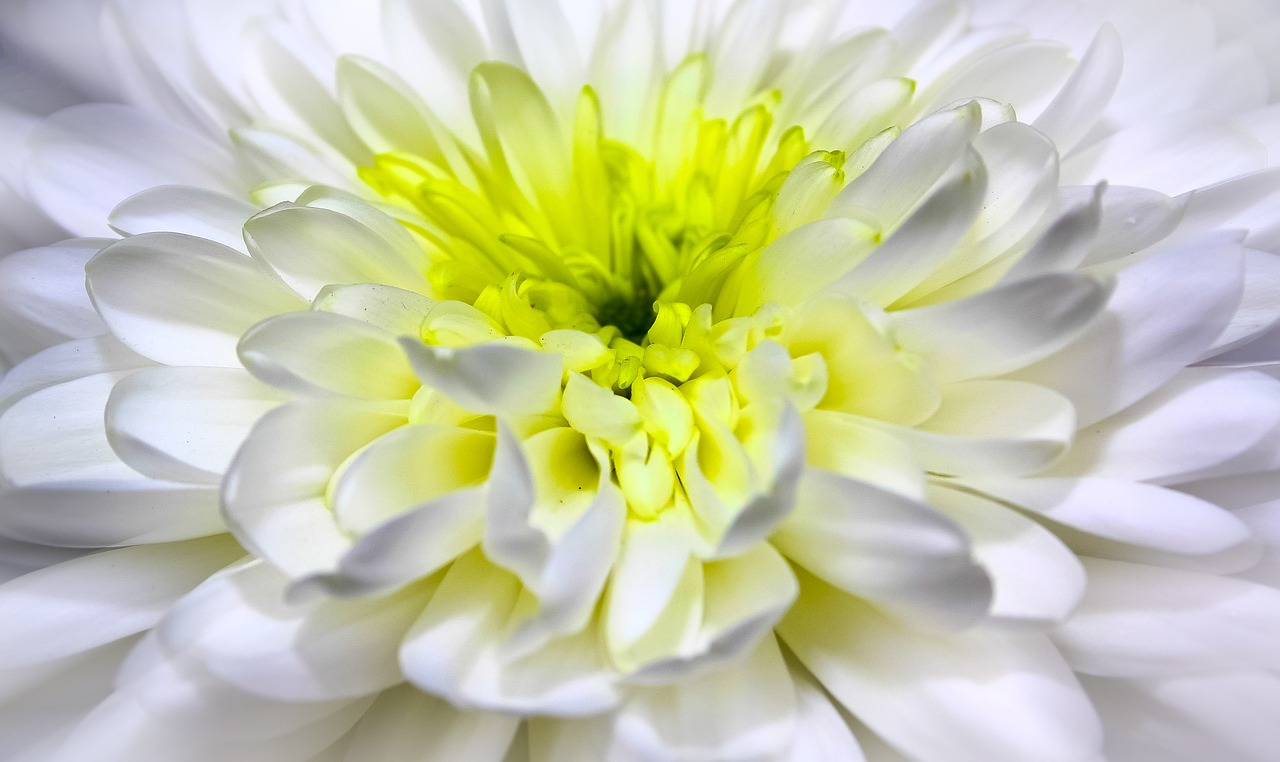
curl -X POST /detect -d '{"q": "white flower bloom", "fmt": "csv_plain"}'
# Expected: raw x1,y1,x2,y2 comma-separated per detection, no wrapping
1,1,1280,761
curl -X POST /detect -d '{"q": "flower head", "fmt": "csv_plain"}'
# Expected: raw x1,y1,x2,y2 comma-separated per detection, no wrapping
2,1,1280,761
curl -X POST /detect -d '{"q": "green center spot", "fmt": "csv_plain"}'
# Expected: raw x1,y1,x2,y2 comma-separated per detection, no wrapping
596,291,657,343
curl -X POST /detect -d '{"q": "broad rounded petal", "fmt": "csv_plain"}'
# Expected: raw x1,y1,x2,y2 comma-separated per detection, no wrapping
1052,558,1280,678
312,283,436,335
1202,248,1280,358
966,477,1261,573
0,373,138,486
0,239,109,363
1049,368,1280,484
331,423,492,533
1082,185,1186,267
290,487,485,601
48,689,368,762
114,631,357,744
483,426,626,653
85,232,307,367
156,561,426,702
929,485,1085,626
108,185,257,254
1031,24,1122,153
0,481,225,548
238,311,421,400
335,55,443,159
801,410,927,499
627,543,798,685
0,536,241,669
399,548,619,716
772,468,992,628
883,379,1077,477
222,400,404,577
243,203,430,301
1012,231,1246,426
714,405,805,556
605,509,702,669
0,336,151,418
834,148,987,307
889,273,1111,383
787,668,866,762
778,572,1104,762
828,101,981,227
1083,672,1280,762
615,636,798,762
401,339,563,418
1063,112,1266,196
241,21,370,167
736,218,881,314
343,684,519,762
26,104,245,237
105,366,284,485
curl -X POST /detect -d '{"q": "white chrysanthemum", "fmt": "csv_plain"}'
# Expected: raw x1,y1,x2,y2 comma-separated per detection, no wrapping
1,1,1280,761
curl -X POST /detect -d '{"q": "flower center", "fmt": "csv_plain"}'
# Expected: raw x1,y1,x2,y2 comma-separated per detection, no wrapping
349,59,919,521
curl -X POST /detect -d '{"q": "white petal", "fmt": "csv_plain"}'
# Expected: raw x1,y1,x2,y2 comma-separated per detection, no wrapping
1031,24,1122,153
243,203,430,301
238,310,421,399
399,548,619,716
714,404,805,557
926,40,1073,121
331,423,492,533
312,282,436,335
1062,112,1266,196
0,481,224,548
1080,185,1184,267
929,485,1085,626
772,468,991,628
1083,671,1280,762
605,510,701,665
334,55,443,159
400,339,563,418
778,573,1103,762
108,185,257,254
787,667,866,762
615,635,798,762
834,148,987,307
156,560,424,701
241,20,370,166
0,239,109,363
222,401,404,577
114,630,355,743
884,379,1076,477
484,425,626,653
26,104,245,237
85,232,307,367
736,218,881,314
966,477,1261,573
290,487,484,601
628,543,798,685
0,536,240,669
889,273,1110,383
0,372,137,485
1011,232,1245,426
1201,248,1280,358
0,337,150,418
343,684,519,762
1053,558,1280,677
105,366,283,484
49,689,368,762
827,101,981,228
1049,368,1280,484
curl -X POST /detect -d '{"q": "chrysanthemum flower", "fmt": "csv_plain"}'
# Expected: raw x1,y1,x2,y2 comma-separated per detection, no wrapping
2,1,1280,760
